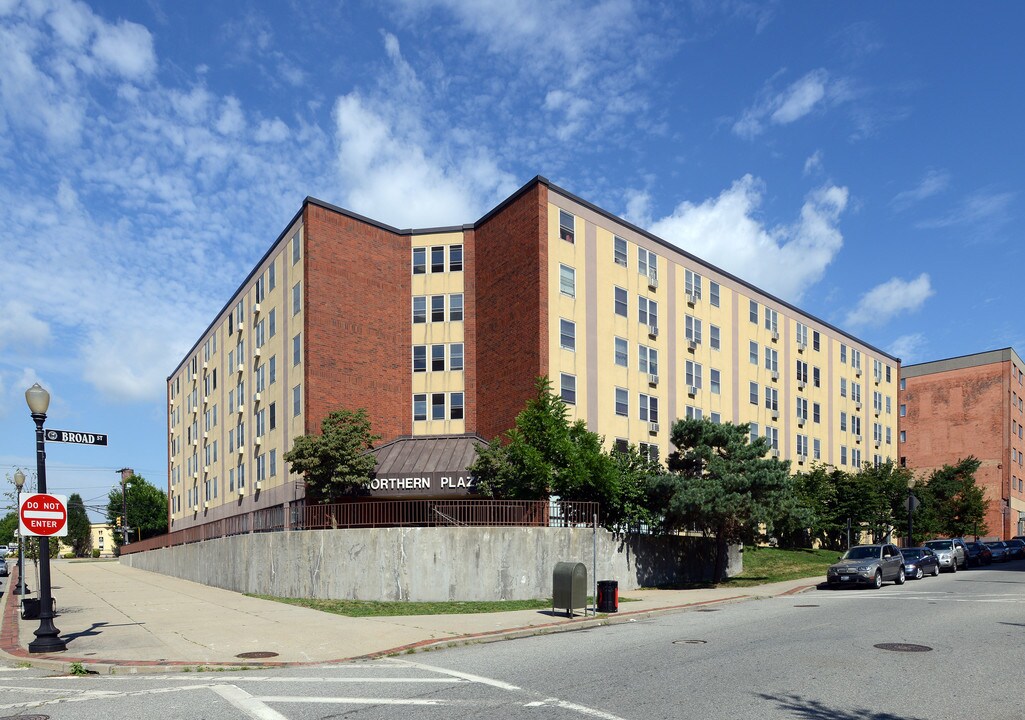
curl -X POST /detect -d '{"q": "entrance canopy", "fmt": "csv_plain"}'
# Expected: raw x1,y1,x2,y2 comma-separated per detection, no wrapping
370,434,485,498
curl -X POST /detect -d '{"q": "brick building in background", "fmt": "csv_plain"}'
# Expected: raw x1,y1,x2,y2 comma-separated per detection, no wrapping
167,176,899,531
899,348,1025,539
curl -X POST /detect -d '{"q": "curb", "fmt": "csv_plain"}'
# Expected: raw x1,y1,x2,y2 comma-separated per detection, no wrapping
0,578,817,675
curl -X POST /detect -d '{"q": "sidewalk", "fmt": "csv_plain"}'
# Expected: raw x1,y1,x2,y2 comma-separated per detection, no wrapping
0,560,817,674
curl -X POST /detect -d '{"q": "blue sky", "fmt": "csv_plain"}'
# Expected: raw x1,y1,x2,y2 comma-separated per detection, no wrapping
0,1,1021,519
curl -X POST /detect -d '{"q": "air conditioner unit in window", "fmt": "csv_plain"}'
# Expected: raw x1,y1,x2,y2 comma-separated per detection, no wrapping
191,438,198,447
203,395,209,405
771,411,779,421
254,348,261,358
797,457,805,465
236,363,244,374
771,371,779,382
856,368,862,377
192,471,198,479
192,406,198,416
204,501,209,509
648,325,659,338
875,441,881,449
798,381,806,391
797,418,805,427
202,361,208,370
253,392,261,403
647,272,658,289
237,403,245,415
771,330,779,342
203,465,209,474
687,339,698,351
255,480,262,491
771,449,780,458
874,409,880,417
855,434,862,444
648,422,660,434
648,374,659,386
855,402,862,411
254,437,262,446
236,324,243,335
686,292,698,306
192,504,198,512
688,385,698,397
238,486,245,497
253,302,261,315
875,376,881,385
169,400,174,408
237,444,245,454
797,342,807,353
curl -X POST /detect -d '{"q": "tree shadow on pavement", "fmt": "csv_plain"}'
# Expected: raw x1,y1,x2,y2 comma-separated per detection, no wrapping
757,693,927,720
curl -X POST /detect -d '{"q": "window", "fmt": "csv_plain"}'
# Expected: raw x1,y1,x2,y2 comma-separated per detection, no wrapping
615,387,628,416
749,299,758,323
292,230,301,264
764,308,778,333
813,402,821,423
450,343,464,371
293,384,301,416
639,442,659,463
255,274,265,304
412,247,426,274
449,245,463,272
813,367,821,388
874,391,883,415
851,349,862,371
639,393,658,423
813,439,821,460
764,347,778,373
255,364,265,393
270,449,277,477
711,412,721,424
431,246,445,273
749,381,759,405
685,315,702,344
750,342,759,365
431,344,445,371
710,325,721,351
710,369,721,394
796,434,808,457
614,236,628,266
685,360,702,389
268,261,275,290
560,264,576,297
560,319,576,351
293,333,301,366
639,345,658,375
709,282,720,308
796,360,808,384
812,331,820,351
886,426,892,445
852,448,861,467
900,404,907,417
269,355,276,385
614,337,628,367
840,446,848,466
764,426,779,450
840,378,847,398
851,416,861,436
764,386,778,412
900,378,906,391
413,394,427,421
638,248,656,279
686,406,703,420
685,269,702,300
559,210,575,242
750,424,759,444
432,393,446,420
852,382,862,403
561,373,576,404
292,282,301,315
269,402,276,430
614,287,628,317
450,392,464,420
796,397,808,422
413,345,427,372
431,295,445,322
840,344,847,364
450,294,463,321
269,308,276,338
638,297,657,328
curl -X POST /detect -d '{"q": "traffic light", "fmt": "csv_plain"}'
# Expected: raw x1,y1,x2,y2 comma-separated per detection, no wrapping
116,516,122,527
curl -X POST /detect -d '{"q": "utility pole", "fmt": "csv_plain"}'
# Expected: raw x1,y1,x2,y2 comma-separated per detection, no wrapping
116,468,132,545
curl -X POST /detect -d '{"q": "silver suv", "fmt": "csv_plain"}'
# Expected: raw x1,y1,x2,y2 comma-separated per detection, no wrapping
923,538,968,572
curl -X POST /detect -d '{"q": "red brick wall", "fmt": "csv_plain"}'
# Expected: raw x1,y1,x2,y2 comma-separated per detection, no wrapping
303,203,410,443
474,183,548,442
462,226,478,433
900,361,1010,538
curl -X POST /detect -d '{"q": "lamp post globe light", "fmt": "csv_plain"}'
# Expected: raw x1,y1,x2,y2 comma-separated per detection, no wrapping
24,382,66,653
12,469,30,596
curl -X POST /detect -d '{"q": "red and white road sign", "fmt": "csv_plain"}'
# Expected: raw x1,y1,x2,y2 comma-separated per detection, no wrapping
19,493,68,537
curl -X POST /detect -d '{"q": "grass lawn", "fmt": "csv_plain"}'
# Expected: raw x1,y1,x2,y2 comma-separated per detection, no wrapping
724,546,836,587
247,595,555,617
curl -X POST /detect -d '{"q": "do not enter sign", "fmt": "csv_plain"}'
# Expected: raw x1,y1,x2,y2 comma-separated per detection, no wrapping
19,493,69,537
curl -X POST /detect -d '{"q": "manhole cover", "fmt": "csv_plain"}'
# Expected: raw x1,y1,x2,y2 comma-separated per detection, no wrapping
874,643,932,653
794,604,819,608
672,639,708,645
696,608,720,612
235,651,279,659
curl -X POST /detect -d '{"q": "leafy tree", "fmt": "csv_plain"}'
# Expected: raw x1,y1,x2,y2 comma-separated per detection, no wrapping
0,512,16,547
105,473,168,547
469,377,654,528
854,460,917,543
917,457,987,538
648,418,793,581
773,464,836,548
66,493,92,557
284,408,380,503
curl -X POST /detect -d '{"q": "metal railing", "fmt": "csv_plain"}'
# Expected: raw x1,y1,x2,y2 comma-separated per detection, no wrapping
119,499,599,554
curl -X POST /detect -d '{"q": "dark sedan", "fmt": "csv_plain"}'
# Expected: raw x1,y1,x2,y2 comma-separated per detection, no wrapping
1003,538,1025,560
965,541,993,566
899,547,940,579
986,541,1010,562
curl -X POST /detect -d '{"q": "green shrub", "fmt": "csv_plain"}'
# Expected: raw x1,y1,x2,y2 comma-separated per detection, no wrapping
63,552,76,559
92,549,101,558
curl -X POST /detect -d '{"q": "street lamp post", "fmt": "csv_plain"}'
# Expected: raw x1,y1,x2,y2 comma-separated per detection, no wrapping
12,469,30,595
906,477,917,549
122,477,131,545
24,383,66,653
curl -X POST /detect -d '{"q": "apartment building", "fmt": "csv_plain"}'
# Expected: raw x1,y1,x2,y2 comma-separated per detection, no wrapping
166,177,899,529
899,348,1025,539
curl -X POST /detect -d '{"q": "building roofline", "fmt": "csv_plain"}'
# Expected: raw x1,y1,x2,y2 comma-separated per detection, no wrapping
902,347,1023,377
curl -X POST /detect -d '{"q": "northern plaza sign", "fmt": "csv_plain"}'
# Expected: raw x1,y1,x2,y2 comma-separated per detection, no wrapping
19,493,69,537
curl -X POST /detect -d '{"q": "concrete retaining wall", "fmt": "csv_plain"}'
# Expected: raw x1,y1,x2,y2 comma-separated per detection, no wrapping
121,527,742,601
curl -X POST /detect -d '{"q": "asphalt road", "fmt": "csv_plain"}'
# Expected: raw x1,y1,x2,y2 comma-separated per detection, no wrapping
2,559,1023,720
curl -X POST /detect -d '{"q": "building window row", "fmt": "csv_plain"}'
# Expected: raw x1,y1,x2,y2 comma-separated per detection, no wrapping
413,392,465,421
412,293,464,323
413,343,464,372
412,244,463,275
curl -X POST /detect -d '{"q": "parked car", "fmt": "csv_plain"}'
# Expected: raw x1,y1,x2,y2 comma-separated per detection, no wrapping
965,541,993,566
826,544,907,589
1003,538,1025,560
898,547,940,579
923,538,969,572
985,541,1010,562
0,560,7,577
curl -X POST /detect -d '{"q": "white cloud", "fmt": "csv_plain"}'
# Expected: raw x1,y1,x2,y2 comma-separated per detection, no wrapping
844,274,934,328
888,333,927,364
216,96,245,135
90,18,156,80
917,188,1014,231
803,150,823,176
734,69,850,139
0,301,51,350
891,169,949,210
648,176,848,302
254,118,289,143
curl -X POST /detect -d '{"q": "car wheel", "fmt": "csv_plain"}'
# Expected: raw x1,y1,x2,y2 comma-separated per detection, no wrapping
950,561,957,573
872,570,883,589
932,564,940,577
895,567,906,585
915,567,924,580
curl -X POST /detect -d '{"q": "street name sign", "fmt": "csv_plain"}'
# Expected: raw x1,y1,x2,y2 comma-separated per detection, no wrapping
19,493,69,537
44,429,108,446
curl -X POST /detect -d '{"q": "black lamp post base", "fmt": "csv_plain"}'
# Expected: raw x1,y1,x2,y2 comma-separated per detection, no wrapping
12,586,30,595
28,622,67,654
